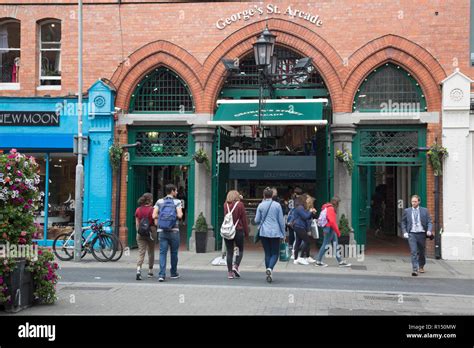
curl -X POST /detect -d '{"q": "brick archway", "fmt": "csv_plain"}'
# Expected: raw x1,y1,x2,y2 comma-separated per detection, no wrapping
202,18,345,113
342,35,446,112
110,40,204,112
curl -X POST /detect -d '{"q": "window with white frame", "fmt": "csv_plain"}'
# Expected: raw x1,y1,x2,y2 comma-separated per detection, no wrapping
0,19,20,83
39,20,61,86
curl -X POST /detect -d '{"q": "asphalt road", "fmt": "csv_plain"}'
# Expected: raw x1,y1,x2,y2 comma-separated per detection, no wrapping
58,267,474,296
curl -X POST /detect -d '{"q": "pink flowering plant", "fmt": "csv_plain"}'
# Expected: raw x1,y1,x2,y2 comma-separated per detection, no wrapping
0,149,58,306
26,248,59,304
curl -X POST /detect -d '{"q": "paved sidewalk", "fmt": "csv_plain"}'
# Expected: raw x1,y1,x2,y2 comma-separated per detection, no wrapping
56,247,473,280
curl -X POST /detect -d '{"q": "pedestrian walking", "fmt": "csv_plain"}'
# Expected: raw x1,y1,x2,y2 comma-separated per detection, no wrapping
222,190,249,279
401,195,433,276
315,196,351,267
135,193,156,280
286,187,304,258
255,187,286,283
292,194,317,265
152,184,183,282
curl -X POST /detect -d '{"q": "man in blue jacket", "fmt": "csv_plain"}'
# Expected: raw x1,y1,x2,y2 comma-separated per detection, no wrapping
401,195,433,276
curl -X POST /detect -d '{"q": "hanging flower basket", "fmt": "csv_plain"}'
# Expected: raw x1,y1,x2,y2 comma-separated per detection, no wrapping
193,148,211,172
335,147,354,176
427,143,448,176
109,143,123,171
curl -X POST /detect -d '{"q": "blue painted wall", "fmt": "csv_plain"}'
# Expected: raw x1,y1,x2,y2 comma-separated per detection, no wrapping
0,80,115,235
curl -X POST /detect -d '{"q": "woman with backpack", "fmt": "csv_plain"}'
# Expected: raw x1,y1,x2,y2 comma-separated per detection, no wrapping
292,194,318,265
135,192,156,280
222,190,249,279
315,196,351,267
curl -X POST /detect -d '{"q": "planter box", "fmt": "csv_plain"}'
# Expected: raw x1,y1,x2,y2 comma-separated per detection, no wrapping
195,232,207,253
1,260,34,313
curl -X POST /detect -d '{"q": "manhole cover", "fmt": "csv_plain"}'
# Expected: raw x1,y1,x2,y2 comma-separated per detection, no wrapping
350,265,367,270
364,295,420,302
61,286,113,291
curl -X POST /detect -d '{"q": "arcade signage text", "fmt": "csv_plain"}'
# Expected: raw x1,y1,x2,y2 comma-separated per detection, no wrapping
216,4,323,30
0,112,60,126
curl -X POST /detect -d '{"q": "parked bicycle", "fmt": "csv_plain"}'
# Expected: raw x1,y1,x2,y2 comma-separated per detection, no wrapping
53,219,120,262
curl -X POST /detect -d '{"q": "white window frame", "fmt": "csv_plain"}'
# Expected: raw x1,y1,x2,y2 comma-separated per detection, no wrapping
0,19,21,86
39,20,61,87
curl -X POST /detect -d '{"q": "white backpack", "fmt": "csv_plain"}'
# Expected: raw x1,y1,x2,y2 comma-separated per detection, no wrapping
317,207,328,227
220,202,240,240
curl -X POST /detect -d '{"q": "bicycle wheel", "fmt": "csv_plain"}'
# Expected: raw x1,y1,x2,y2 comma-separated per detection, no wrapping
53,233,74,261
108,234,124,262
91,233,116,262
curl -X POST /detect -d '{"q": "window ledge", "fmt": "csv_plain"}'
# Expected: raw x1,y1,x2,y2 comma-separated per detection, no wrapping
0,83,20,91
37,85,61,91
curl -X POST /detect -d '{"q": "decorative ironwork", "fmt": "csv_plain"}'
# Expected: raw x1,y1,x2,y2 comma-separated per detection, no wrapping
224,46,324,89
354,64,424,111
130,68,194,112
135,131,188,157
360,130,418,158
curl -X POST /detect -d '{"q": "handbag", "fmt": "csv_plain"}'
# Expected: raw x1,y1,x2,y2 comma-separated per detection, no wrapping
254,201,273,244
279,240,290,262
310,219,319,239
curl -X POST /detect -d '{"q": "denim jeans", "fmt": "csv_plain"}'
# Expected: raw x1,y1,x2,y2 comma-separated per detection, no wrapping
316,227,342,263
159,231,180,278
261,237,280,270
408,232,426,271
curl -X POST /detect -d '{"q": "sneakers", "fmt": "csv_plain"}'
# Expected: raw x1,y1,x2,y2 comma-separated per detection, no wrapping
136,272,142,281
158,277,165,282
290,251,295,260
306,257,317,264
412,271,418,276
296,257,309,265
419,267,425,273
265,268,272,283
170,273,180,279
315,261,328,267
232,265,241,278
228,271,235,279
147,271,154,278
338,261,352,267
293,260,298,265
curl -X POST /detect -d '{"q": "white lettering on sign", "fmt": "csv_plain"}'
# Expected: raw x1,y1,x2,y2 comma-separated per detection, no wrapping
216,4,323,30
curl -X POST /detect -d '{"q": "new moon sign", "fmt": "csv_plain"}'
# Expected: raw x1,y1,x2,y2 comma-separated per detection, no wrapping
0,112,60,126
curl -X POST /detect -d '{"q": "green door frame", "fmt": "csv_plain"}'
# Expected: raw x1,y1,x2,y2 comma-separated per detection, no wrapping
351,125,427,245
126,126,195,248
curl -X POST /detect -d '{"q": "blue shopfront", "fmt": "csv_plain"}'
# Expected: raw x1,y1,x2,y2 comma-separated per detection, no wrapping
0,80,115,246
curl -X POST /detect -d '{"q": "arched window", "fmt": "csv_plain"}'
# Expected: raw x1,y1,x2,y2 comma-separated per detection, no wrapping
223,46,324,89
0,19,20,83
353,63,425,112
130,67,194,113
38,19,61,86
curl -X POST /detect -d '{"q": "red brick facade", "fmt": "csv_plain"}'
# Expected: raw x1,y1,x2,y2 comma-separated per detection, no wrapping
1,0,471,253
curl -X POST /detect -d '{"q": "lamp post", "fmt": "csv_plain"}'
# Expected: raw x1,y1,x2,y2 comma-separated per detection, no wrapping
223,25,313,138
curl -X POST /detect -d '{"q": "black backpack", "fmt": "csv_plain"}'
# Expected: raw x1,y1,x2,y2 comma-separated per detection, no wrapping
137,212,153,239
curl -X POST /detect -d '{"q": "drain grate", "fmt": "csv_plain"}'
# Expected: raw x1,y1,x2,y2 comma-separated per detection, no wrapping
380,259,396,262
350,265,367,270
61,286,113,291
364,295,420,302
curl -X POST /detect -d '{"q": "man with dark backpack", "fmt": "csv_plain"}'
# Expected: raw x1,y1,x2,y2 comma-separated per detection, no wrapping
153,184,183,282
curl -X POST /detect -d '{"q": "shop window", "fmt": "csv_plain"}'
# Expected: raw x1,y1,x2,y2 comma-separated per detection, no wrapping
129,68,194,112
30,153,75,240
353,63,425,112
135,131,189,157
39,20,61,86
0,19,20,83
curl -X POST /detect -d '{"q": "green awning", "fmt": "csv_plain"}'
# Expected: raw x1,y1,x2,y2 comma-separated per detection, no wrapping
208,99,328,126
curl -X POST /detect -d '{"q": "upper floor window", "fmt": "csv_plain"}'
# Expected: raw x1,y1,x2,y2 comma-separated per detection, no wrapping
353,63,426,112
39,20,61,86
0,19,20,83
129,67,194,113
